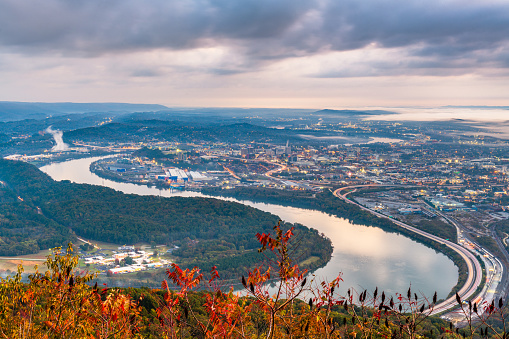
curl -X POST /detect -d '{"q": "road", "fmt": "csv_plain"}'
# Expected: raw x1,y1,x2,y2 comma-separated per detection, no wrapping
429,209,507,322
222,165,242,180
333,185,483,316
264,162,287,179
489,224,509,298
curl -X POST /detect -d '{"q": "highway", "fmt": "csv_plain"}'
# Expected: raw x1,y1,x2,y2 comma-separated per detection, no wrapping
442,242,504,324
260,167,499,317
264,162,287,178
428,209,506,321
333,185,483,316
489,224,509,299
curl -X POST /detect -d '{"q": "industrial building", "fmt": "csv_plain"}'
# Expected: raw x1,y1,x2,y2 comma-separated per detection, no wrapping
428,196,466,211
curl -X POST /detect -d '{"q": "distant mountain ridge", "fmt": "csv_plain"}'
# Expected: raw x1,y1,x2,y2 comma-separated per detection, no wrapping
0,102,169,122
0,102,394,123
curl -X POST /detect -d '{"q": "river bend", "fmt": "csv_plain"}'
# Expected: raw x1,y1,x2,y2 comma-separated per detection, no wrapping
41,156,457,299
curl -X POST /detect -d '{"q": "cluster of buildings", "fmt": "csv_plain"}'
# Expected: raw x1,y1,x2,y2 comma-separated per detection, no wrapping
99,157,212,188
89,134,509,214
241,141,292,158
81,245,170,275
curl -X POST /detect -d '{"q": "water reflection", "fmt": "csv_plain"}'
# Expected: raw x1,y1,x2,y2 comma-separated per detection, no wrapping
41,156,457,299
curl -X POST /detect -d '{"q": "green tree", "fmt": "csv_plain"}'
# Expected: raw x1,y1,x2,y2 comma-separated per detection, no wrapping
124,256,134,265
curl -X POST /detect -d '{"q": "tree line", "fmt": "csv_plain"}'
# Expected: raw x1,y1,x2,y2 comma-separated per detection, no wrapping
0,225,505,338
0,159,332,278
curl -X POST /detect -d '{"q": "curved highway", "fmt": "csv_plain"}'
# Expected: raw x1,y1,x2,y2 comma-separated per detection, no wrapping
333,185,483,315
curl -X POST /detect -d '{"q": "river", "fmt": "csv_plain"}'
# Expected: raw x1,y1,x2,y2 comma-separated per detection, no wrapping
40,156,457,299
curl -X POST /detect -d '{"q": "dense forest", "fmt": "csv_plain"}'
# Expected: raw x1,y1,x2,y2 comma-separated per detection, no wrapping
63,118,391,146
0,187,74,255
0,159,332,278
64,120,310,144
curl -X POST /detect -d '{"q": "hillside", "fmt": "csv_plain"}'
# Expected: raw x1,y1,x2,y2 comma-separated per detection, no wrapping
0,185,74,255
0,159,332,277
64,120,306,144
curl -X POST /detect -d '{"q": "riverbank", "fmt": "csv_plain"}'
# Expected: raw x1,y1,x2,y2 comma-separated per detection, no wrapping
88,155,468,299
40,156,458,299
200,186,472,300
0,158,333,282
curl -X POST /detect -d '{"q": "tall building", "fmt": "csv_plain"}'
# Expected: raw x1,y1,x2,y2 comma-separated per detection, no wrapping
284,140,291,155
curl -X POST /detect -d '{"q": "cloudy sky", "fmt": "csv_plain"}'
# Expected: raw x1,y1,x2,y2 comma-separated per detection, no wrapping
1,0,509,108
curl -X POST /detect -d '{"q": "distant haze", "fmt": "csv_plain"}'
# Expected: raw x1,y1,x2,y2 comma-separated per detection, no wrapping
1,101,508,124
0,102,169,121
365,107,509,122
0,1,509,108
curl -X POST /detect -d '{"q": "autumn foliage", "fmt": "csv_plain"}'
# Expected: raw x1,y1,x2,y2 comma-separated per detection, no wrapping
0,221,507,338
0,244,141,338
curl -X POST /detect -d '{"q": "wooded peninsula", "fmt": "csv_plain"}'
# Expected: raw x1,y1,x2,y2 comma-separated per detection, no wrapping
0,159,332,278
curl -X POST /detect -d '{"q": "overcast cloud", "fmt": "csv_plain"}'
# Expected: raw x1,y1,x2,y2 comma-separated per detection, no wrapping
1,0,508,106
2,0,509,67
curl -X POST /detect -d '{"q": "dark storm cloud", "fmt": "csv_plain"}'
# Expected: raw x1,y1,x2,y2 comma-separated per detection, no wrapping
317,1,509,53
0,0,312,53
1,0,509,74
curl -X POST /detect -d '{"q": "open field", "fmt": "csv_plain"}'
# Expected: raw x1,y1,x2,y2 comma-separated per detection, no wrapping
0,249,54,274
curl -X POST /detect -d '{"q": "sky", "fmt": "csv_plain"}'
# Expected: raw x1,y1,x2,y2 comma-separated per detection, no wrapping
1,0,509,109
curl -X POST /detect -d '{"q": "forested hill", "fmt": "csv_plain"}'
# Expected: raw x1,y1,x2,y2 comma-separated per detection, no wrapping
64,120,306,144
0,182,73,255
0,159,332,277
